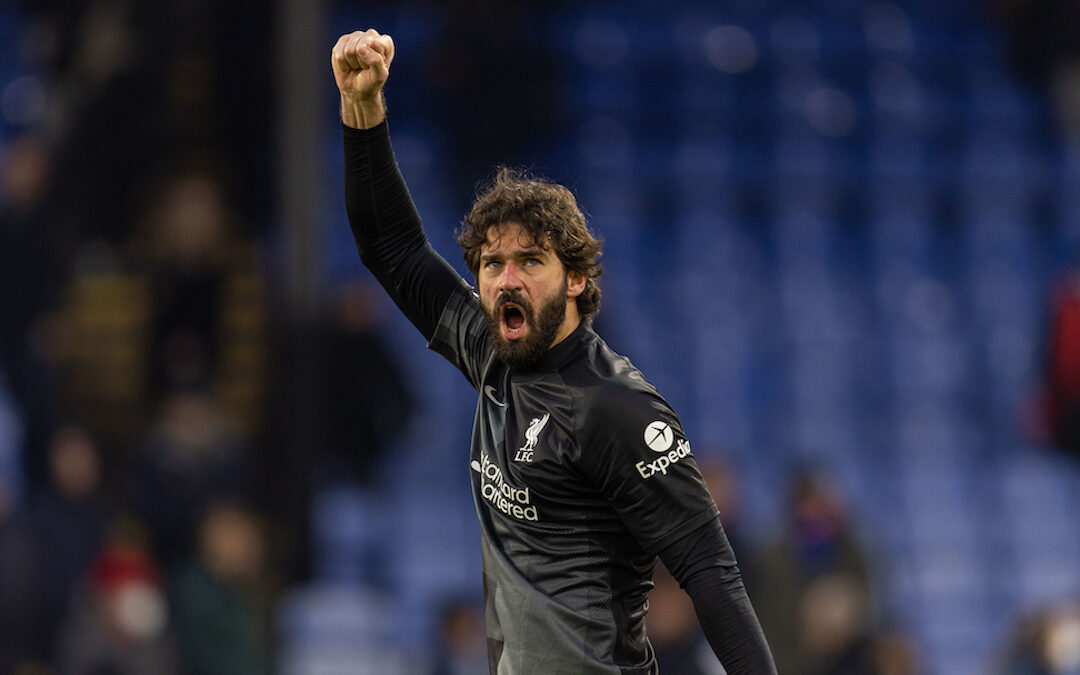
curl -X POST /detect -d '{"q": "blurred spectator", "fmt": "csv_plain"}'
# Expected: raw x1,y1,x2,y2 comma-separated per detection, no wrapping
21,425,111,665
0,134,66,487
997,602,1080,675
59,165,267,451
0,134,65,334
316,279,413,485
800,575,869,674
135,167,264,409
747,469,874,675
170,501,275,675
0,134,59,342
994,0,1080,137
429,595,487,675
55,515,183,675
126,388,254,567
799,575,920,675
1043,261,1080,456
867,629,922,675
649,563,723,675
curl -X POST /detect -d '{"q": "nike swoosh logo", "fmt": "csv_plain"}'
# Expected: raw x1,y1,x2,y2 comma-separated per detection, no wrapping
484,385,507,407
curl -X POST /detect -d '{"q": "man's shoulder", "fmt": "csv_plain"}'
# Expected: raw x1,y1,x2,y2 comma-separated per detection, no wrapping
565,337,666,421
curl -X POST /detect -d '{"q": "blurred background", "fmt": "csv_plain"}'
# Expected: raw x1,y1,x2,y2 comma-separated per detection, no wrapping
2,0,1080,673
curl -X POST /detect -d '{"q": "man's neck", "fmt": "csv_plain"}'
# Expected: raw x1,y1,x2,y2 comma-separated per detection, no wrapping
550,309,582,349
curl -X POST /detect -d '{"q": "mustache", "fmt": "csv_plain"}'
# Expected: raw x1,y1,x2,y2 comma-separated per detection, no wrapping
494,291,533,314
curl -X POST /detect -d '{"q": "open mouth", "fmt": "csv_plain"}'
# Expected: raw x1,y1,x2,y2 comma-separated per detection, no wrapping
501,303,526,338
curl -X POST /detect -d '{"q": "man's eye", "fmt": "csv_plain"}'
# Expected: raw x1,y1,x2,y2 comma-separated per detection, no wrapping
485,260,502,270
524,257,541,266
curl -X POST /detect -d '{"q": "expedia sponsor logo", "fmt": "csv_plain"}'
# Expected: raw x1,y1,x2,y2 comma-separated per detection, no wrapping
636,438,692,479
644,421,674,452
471,453,539,521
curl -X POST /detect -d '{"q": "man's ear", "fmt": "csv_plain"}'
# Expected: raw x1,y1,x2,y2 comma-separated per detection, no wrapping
566,270,586,298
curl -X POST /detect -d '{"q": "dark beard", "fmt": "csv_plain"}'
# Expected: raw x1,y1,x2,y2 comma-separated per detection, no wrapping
486,283,567,369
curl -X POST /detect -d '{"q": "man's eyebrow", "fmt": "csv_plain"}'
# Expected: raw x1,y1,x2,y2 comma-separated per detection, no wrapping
480,246,548,261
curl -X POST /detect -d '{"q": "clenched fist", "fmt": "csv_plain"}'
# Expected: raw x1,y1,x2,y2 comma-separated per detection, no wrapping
332,29,395,129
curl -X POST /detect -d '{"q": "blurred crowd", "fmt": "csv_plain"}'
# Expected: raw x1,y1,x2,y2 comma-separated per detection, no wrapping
0,1,415,673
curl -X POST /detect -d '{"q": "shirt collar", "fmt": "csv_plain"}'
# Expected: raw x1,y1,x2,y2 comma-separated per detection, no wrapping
510,320,593,377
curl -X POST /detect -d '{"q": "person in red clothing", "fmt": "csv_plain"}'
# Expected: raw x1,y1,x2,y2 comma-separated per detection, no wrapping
1046,262,1080,455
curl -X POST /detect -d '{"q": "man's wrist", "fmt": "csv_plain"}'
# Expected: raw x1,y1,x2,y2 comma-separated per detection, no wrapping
341,91,386,129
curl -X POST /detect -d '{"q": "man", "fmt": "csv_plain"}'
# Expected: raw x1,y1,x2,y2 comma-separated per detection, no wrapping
331,28,777,674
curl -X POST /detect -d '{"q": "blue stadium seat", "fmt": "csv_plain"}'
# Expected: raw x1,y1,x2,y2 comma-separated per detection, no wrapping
275,583,424,674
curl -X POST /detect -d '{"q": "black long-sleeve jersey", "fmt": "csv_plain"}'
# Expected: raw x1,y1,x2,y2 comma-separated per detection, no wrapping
343,121,776,675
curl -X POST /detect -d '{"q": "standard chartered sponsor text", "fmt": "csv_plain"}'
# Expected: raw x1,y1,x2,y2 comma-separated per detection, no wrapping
476,453,540,521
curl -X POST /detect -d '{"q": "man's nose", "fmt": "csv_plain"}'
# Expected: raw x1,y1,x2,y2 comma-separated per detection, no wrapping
499,262,522,290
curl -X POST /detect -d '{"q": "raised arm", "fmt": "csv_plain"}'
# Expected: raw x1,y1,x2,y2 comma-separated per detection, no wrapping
331,29,471,342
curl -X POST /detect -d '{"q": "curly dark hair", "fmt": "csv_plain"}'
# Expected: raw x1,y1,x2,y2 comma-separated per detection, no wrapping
457,167,603,320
